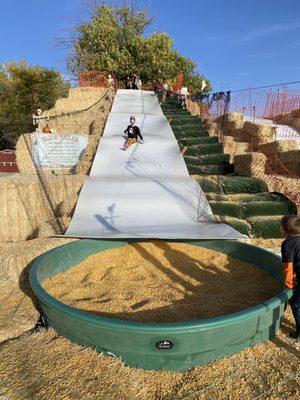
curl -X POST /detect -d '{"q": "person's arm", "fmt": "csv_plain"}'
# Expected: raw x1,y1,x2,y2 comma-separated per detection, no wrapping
281,241,295,289
283,262,295,289
136,127,143,141
124,126,129,135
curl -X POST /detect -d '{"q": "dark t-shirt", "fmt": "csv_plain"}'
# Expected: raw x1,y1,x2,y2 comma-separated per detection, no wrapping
281,235,300,274
124,125,143,140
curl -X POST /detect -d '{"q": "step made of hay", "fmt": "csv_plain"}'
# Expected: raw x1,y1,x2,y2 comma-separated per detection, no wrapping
223,136,250,162
234,153,267,176
214,112,244,132
243,121,275,144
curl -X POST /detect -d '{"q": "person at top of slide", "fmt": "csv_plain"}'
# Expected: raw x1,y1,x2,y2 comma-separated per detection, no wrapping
122,116,143,150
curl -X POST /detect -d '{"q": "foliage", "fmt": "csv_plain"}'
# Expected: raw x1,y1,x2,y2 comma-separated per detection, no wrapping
0,61,70,149
68,3,210,94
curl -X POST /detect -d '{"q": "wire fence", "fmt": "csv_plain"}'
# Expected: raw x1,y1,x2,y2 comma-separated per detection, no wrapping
202,82,300,211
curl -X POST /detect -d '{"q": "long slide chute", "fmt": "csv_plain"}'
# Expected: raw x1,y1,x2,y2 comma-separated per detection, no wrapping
65,90,244,239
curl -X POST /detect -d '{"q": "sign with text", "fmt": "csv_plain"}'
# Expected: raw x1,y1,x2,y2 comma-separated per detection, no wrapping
31,133,88,168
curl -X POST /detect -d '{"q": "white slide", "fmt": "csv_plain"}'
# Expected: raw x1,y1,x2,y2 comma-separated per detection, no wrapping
65,89,244,239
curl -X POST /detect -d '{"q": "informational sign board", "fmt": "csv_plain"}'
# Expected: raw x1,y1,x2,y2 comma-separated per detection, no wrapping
31,133,88,168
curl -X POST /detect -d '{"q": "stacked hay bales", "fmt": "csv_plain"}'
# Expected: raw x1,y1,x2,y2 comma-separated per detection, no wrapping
0,174,86,242
234,152,267,176
2,86,114,243
258,140,300,177
273,108,300,131
207,111,300,211
17,87,114,174
242,121,275,145
162,98,298,237
37,87,113,135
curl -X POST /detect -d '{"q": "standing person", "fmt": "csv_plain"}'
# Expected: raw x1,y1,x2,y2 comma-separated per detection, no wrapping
107,74,114,87
281,215,300,342
132,74,137,90
162,80,169,102
180,86,190,108
122,116,143,150
125,77,132,89
137,76,142,90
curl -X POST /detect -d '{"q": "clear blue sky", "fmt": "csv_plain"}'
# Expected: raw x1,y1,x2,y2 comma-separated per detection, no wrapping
1,0,300,91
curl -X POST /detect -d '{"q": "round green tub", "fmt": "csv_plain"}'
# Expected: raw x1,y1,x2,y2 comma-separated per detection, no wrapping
29,239,291,371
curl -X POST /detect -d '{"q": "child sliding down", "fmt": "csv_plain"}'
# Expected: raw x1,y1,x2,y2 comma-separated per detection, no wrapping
123,116,143,150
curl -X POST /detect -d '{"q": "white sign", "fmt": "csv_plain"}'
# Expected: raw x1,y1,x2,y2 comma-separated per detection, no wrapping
31,133,88,168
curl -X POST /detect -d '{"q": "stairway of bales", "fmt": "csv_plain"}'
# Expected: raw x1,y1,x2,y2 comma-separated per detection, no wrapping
161,98,297,238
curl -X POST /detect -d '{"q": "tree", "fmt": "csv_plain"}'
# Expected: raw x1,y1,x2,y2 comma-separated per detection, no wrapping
67,2,211,94
0,61,70,149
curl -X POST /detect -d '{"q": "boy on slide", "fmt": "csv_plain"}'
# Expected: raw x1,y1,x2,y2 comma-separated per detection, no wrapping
122,116,143,150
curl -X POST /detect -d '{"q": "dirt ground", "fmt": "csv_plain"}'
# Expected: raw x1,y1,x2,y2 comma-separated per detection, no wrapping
0,238,299,400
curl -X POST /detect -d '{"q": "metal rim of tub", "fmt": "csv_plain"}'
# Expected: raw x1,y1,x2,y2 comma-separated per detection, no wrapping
29,239,291,371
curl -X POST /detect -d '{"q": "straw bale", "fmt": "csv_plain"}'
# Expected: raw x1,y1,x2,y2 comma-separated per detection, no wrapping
0,306,298,400
44,241,282,323
279,150,300,177
234,152,267,177
75,135,99,175
290,109,300,118
277,114,294,126
215,112,244,132
258,140,300,156
243,121,275,144
223,136,250,162
263,175,300,213
272,113,283,123
15,134,36,173
38,87,114,135
16,87,113,174
0,174,86,242
0,281,39,343
257,142,300,176
290,117,300,131
0,238,75,285
0,238,75,342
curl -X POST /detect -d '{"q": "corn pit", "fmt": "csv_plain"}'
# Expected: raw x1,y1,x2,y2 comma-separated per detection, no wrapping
43,241,283,323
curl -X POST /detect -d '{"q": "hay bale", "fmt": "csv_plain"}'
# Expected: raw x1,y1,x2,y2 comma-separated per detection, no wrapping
243,121,275,144
214,112,244,132
16,134,36,173
0,282,39,343
0,174,86,242
279,150,300,177
257,141,300,176
223,136,250,162
290,109,300,118
258,140,300,156
75,135,99,175
0,237,75,342
277,114,294,126
290,117,300,131
234,153,267,177
0,238,75,286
